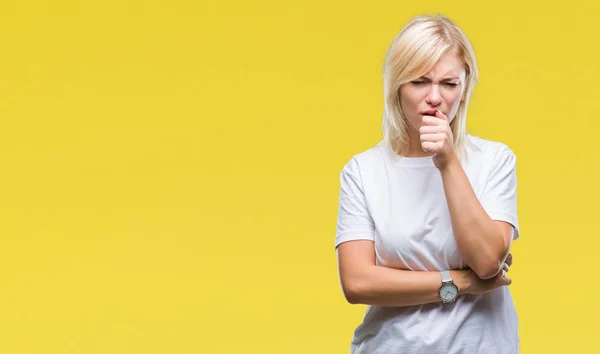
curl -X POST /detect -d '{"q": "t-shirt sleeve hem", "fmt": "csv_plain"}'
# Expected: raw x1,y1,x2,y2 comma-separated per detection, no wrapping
488,211,520,240
334,233,375,249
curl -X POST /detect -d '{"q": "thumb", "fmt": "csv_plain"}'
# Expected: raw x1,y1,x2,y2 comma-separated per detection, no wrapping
500,271,512,286
435,109,448,121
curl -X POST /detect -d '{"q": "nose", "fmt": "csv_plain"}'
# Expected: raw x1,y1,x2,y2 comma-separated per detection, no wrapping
426,84,442,106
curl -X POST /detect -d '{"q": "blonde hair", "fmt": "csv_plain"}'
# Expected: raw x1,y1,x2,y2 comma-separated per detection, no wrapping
381,14,479,160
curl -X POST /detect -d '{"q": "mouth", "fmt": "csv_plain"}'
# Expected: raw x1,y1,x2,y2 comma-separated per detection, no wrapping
420,109,440,116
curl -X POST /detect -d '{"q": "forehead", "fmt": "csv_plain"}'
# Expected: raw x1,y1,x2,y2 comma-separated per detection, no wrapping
423,51,465,79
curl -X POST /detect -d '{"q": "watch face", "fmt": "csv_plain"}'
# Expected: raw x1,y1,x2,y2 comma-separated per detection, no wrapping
440,283,458,301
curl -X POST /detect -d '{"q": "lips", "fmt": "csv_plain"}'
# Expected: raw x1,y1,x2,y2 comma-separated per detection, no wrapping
420,109,439,116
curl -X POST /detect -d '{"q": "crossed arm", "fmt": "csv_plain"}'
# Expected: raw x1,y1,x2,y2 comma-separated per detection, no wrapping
336,156,516,306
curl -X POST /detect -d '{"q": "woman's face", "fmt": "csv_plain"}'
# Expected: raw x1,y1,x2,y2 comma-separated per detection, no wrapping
399,51,466,133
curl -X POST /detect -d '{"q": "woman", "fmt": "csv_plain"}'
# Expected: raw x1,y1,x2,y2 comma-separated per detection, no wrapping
335,14,520,353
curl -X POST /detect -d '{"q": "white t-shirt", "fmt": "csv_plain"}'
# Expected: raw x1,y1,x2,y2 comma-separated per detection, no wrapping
335,135,520,354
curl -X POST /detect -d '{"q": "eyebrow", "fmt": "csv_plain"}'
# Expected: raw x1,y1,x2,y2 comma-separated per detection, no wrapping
420,76,460,81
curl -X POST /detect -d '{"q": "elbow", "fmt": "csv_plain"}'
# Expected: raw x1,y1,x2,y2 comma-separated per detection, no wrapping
470,241,511,280
345,293,362,305
342,284,363,304
473,265,501,280
341,279,368,305
471,259,503,279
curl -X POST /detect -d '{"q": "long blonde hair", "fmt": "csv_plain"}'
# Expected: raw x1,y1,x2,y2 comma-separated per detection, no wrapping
381,14,479,159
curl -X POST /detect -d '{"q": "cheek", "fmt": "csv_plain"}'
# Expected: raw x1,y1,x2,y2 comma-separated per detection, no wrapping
444,92,463,113
443,90,462,105
399,90,412,109
448,98,461,112
399,90,421,128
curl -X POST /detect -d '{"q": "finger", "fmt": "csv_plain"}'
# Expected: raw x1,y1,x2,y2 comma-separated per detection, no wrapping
421,141,440,152
420,133,445,142
506,253,512,266
419,125,443,134
496,272,511,286
421,116,445,126
502,262,510,273
435,109,448,121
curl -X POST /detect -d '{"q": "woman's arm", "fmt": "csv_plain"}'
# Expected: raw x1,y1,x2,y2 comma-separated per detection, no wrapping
420,111,517,279
336,240,511,306
439,159,513,279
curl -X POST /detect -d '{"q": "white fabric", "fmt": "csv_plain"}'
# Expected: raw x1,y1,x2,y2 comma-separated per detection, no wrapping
335,135,520,354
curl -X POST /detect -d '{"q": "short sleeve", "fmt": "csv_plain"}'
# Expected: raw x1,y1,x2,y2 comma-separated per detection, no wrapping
481,148,520,240
335,158,375,248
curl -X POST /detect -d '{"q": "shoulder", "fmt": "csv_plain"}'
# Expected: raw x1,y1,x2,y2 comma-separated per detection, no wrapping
340,142,388,173
467,135,516,167
468,135,515,157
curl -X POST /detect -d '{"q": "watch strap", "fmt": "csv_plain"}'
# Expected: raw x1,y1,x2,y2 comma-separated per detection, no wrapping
441,270,452,283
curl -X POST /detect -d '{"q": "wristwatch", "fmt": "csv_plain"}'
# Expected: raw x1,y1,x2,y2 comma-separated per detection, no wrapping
439,270,459,303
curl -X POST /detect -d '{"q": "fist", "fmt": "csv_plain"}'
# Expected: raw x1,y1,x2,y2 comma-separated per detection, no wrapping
419,109,456,169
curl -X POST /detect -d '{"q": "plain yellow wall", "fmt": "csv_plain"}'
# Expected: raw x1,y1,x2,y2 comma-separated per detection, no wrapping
0,0,598,353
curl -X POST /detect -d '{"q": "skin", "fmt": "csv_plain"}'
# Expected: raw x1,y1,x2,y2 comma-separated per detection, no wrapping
399,50,466,160
336,50,515,306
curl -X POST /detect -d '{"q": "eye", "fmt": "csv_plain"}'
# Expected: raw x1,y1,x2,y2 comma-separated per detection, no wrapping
443,82,459,87
410,81,426,85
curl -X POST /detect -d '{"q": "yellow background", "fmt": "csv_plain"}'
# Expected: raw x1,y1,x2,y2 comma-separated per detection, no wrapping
0,0,596,353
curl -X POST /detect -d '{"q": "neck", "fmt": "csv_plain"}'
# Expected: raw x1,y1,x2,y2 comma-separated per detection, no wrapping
397,130,432,157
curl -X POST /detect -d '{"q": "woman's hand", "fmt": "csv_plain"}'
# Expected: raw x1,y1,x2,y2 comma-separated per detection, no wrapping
419,109,457,170
452,255,513,296
502,253,513,276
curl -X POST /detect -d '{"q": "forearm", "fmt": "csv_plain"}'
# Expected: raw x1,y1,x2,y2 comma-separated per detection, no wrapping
439,159,509,278
344,265,470,307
